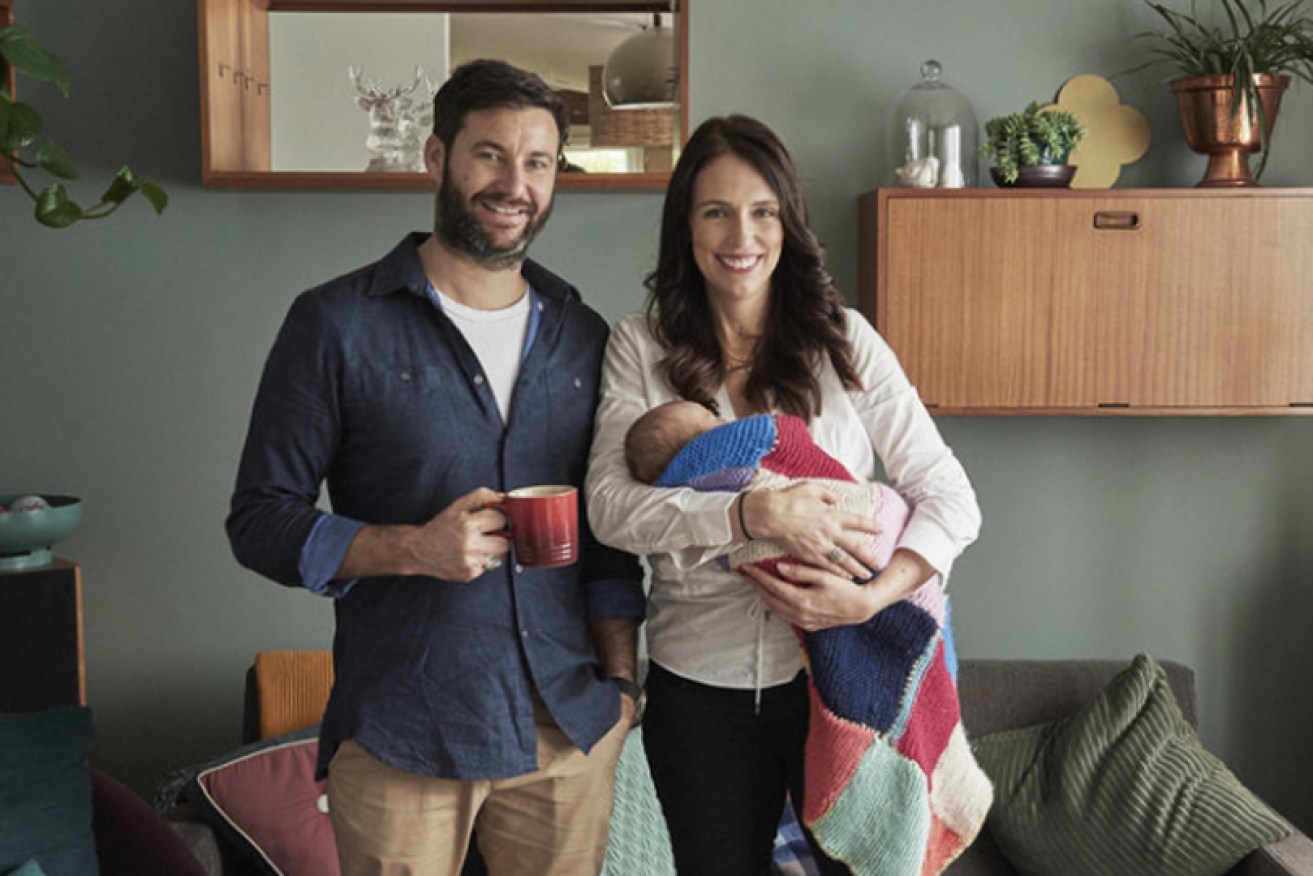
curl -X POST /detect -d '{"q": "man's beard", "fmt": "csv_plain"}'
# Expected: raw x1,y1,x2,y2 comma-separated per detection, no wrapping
436,164,552,271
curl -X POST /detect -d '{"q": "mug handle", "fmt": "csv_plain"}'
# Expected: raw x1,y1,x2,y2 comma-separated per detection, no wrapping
488,499,513,536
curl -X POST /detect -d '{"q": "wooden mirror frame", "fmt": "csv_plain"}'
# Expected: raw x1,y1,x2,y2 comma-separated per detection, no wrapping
198,0,688,191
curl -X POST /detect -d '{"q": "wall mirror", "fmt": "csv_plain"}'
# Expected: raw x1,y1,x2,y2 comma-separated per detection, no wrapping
198,0,687,191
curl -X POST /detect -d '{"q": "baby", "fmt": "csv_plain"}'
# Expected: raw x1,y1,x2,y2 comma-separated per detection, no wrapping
624,400,907,579
625,399,725,485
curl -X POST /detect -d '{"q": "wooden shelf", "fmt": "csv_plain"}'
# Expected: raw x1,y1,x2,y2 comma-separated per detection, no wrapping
200,169,672,191
197,0,689,191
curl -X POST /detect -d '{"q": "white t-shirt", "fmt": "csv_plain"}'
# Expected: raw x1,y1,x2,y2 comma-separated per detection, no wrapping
436,289,532,422
584,309,982,690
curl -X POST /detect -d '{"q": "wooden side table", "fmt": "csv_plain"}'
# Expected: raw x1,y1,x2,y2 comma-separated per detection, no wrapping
0,558,85,710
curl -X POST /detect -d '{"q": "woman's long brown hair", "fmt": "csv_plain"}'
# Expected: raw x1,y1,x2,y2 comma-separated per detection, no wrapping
644,115,861,420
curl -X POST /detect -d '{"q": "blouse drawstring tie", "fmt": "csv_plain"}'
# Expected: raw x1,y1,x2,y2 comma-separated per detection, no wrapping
747,596,767,714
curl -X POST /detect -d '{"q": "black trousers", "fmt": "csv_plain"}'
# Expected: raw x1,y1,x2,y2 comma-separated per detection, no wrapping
642,662,850,876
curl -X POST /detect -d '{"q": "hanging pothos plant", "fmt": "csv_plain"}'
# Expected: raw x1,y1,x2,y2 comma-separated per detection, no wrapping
0,23,167,228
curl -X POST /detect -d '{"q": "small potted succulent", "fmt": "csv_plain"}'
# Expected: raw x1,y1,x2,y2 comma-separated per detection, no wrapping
979,101,1088,187
1,22,167,227
1130,0,1313,185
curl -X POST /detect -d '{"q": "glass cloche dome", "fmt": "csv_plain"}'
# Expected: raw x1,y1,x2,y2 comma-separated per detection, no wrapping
887,60,979,188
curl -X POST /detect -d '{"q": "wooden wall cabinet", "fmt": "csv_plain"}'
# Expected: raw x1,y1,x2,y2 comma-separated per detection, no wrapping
858,188,1313,415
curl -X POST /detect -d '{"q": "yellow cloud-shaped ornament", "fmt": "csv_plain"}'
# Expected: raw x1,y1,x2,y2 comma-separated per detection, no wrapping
1044,74,1150,188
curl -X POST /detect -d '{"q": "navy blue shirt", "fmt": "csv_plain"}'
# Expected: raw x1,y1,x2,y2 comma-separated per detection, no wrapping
227,234,645,780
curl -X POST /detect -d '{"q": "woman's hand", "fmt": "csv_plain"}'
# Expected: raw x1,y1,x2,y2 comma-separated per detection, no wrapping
740,482,882,579
739,562,880,631
739,548,937,631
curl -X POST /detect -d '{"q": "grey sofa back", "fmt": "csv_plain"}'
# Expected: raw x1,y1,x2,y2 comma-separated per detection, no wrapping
956,658,1198,736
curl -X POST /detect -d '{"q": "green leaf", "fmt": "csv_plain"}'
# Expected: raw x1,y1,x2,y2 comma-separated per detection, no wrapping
35,138,78,179
0,94,42,151
139,180,169,214
34,183,84,228
100,165,138,204
0,25,71,96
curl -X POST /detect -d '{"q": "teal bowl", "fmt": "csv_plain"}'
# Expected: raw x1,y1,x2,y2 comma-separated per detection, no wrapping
0,494,83,571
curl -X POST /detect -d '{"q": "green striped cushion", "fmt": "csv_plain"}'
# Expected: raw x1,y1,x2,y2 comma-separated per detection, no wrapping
972,654,1289,876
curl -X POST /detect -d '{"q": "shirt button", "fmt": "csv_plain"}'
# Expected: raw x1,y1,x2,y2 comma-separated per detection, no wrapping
520,629,529,638
473,374,485,385
573,377,582,388
515,564,524,574
399,371,412,382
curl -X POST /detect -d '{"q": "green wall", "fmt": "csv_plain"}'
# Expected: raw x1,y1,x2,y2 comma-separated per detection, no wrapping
4,0,1312,831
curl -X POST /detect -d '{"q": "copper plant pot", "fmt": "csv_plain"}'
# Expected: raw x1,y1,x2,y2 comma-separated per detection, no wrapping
1172,73,1290,187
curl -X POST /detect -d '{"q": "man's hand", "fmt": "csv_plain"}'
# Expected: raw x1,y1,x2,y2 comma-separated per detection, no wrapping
404,487,510,581
337,487,509,582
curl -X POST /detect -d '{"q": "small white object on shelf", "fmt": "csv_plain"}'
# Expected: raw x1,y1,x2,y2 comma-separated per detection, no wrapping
887,60,979,189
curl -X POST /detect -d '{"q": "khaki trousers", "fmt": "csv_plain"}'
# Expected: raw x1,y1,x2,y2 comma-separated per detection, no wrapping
327,706,628,876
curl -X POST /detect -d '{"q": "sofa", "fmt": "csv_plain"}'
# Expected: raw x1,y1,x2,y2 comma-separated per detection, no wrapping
947,658,1313,876
12,652,1305,875
147,652,1313,876
0,707,208,876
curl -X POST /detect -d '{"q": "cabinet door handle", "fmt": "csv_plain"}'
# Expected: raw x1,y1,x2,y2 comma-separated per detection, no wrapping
1093,211,1140,230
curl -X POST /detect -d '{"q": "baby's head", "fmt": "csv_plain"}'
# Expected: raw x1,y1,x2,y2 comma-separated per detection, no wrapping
625,401,723,484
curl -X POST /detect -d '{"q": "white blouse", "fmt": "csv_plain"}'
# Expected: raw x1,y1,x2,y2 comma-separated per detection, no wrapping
585,310,981,690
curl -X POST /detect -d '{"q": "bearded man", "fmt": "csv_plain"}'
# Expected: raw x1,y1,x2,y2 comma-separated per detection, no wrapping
227,60,644,876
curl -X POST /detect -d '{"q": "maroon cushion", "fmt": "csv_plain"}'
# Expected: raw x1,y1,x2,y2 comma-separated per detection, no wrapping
90,768,206,876
189,733,338,876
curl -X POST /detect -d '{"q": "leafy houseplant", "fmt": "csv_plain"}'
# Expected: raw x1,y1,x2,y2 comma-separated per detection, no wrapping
979,101,1088,184
0,23,166,227
1133,0,1313,180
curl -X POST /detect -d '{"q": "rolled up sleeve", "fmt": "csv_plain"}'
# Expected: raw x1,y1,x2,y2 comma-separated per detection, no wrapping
227,293,344,590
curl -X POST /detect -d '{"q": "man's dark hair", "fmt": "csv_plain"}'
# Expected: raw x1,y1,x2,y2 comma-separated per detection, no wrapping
431,59,570,158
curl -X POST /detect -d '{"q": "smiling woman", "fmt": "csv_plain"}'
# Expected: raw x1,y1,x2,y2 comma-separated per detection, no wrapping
688,154,785,315
197,0,688,191
584,114,984,875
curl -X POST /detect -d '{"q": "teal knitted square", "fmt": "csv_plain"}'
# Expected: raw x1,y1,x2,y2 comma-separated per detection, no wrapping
972,654,1288,876
602,727,675,876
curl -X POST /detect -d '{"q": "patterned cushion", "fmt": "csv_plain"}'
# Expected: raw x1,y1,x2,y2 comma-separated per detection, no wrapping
972,653,1290,876
186,727,337,876
186,724,674,876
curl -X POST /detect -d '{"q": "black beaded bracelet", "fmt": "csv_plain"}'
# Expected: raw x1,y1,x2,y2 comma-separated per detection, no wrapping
737,491,755,541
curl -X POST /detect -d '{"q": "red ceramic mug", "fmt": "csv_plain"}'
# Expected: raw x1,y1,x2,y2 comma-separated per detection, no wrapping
495,485,579,568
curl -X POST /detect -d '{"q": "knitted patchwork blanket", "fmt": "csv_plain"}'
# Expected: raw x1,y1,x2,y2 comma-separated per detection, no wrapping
656,413,992,876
